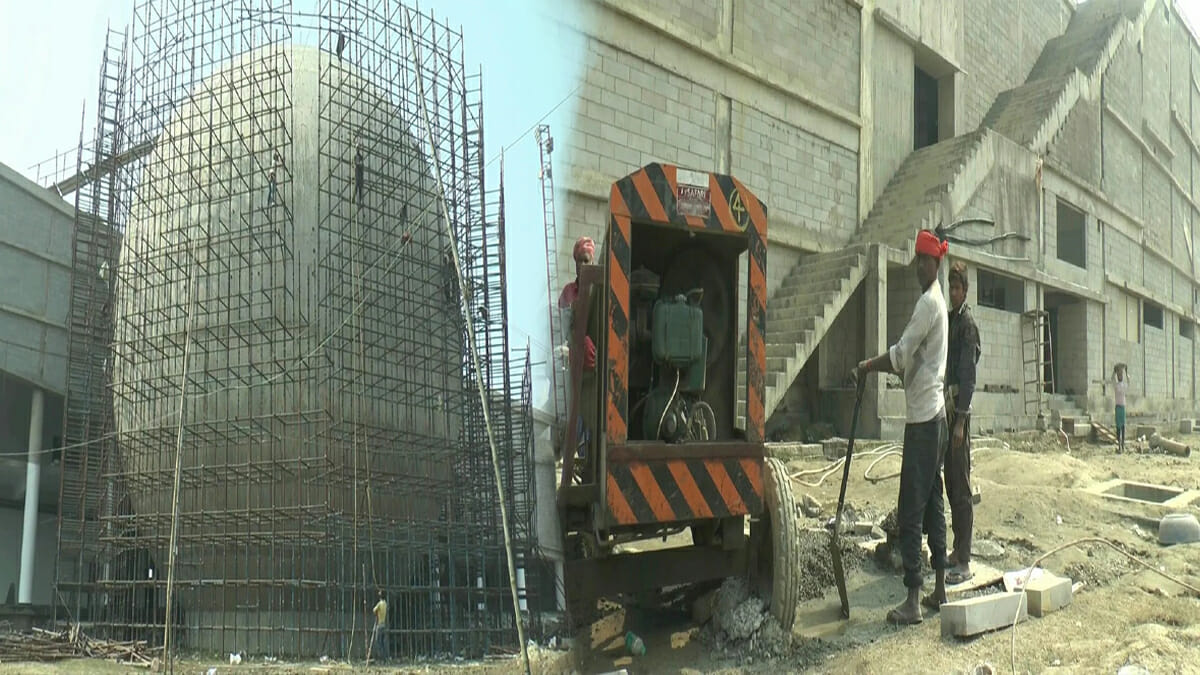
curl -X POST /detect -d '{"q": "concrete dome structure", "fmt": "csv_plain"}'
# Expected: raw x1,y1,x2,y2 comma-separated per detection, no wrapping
110,42,464,654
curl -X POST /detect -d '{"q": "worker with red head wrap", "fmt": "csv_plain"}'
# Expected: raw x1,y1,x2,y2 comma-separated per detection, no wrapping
851,229,950,625
558,236,597,369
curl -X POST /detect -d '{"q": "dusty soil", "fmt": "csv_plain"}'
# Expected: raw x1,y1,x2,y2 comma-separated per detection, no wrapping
4,432,1199,674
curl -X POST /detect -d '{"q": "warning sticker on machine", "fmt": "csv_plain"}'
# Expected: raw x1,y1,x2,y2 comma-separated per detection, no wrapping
675,169,711,219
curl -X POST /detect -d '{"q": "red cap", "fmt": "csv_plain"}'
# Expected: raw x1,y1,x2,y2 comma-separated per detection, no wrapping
573,236,595,263
915,229,948,259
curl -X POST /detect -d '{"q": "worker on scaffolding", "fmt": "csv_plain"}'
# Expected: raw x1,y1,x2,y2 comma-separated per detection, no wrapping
558,236,598,473
368,589,388,662
851,229,950,626
944,260,980,586
266,168,278,207
354,138,365,205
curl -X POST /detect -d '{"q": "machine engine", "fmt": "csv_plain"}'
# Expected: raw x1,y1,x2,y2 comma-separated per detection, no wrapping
640,289,717,442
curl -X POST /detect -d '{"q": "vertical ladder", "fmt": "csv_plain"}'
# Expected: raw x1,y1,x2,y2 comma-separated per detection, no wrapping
57,25,128,626
1021,309,1055,415
535,125,566,425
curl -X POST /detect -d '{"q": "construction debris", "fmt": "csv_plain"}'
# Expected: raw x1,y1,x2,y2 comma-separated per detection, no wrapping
1148,433,1191,457
0,624,160,664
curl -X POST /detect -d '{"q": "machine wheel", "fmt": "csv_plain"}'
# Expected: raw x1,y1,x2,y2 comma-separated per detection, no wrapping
750,457,799,630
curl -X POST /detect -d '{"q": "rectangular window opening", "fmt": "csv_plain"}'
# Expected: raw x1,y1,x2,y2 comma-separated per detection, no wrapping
1180,319,1194,339
1055,199,1086,268
1143,302,1164,329
977,269,1024,313
914,66,939,150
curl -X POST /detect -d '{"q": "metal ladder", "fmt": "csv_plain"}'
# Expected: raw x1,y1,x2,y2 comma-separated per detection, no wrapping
1021,309,1055,415
536,124,567,425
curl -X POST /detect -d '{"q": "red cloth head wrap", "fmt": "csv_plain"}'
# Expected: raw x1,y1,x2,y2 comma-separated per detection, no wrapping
573,236,595,263
915,229,948,259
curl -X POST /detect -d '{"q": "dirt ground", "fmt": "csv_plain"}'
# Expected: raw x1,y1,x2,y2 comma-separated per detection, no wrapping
3,431,1198,675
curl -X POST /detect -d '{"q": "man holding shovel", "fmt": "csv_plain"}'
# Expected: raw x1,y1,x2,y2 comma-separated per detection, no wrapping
851,229,950,625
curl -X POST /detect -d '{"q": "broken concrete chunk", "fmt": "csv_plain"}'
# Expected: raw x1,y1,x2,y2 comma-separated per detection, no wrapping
853,521,876,535
940,591,1028,638
870,525,886,540
972,539,1005,560
1024,573,1072,617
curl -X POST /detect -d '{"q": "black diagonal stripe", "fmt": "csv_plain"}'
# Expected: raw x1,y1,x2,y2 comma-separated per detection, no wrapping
642,163,680,225
724,459,763,514
609,218,631,276
610,462,655,523
686,458,730,518
618,178,650,222
648,460,692,520
713,174,739,231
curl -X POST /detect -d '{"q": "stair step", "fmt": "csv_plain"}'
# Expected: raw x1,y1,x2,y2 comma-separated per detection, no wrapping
767,301,824,324
779,254,863,284
774,273,848,298
766,342,800,359
770,287,842,311
768,315,820,335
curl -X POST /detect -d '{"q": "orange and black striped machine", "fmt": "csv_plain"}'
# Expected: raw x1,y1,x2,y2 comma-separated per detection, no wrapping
557,163,799,630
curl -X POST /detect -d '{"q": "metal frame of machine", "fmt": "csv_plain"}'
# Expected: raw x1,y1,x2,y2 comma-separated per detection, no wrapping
557,163,798,628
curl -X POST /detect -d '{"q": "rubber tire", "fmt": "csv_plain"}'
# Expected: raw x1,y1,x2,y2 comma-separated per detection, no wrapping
755,457,799,630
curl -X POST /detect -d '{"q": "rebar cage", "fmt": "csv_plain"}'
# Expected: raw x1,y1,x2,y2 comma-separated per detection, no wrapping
51,0,539,660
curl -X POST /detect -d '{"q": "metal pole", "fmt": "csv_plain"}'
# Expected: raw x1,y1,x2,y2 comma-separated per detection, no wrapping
19,388,45,604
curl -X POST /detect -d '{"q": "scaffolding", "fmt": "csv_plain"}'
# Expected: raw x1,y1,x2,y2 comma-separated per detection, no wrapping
53,0,535,661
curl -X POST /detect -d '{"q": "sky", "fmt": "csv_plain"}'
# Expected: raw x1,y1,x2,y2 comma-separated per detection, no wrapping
0,0,584,413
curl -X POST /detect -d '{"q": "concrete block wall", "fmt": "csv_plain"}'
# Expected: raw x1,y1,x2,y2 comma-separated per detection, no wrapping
870,23,915,206
731,103,859,244
885,266,923,347
961,0,1071,132
733,0,860,113
1049,99,1101,186
1054,301,1088,395
818,284,865,388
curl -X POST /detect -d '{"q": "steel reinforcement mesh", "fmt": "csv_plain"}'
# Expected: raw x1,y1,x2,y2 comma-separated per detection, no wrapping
53,0,539,660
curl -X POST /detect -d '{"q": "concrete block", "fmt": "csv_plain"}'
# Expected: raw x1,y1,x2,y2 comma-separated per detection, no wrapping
1180,419,1193,434
940,591,1028,638
1024,574,1072,617
1071,422,1091,438
1137,424,1157,438
821,437,848,460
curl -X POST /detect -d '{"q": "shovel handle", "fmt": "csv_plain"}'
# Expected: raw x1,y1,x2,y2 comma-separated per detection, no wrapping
834,377,866,519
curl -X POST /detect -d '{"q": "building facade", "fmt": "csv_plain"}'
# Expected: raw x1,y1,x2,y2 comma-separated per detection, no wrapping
552,0,1200,438
0,160,71,609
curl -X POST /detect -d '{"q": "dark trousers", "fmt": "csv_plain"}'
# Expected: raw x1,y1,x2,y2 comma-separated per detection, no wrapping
898,413,948,589
944,412,973,566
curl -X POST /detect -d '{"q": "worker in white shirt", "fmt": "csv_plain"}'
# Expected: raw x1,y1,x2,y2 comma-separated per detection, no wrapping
852,229,950,625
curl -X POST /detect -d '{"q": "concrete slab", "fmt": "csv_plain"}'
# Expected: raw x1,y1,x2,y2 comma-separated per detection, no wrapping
1071,422,1092,438
1024,573,1072,617
1086,479,1200,512
940,591,1028,638
766,442,823,461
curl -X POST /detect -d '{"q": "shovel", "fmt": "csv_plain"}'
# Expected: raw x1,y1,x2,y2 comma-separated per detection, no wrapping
830,376,866,619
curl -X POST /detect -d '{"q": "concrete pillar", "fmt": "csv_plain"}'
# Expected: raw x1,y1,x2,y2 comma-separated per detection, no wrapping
863,245,887,437
857,0,875,224
19,387,44,605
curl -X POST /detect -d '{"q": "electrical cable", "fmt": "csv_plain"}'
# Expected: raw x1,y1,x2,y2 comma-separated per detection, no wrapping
1008,537,1200,674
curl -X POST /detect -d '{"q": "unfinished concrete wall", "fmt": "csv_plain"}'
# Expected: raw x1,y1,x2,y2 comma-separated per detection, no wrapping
870,26,915,206
733,0,860,113
961,0,1071,131
1054,300,1089,395
0,162,73,396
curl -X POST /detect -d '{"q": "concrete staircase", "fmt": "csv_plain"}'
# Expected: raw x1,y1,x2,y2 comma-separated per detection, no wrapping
983,0,1146,153
735,245,870,428
1046,393,1093,437
858,129,996,258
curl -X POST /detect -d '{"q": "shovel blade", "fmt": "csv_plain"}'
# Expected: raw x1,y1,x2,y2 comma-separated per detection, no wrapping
830,534,849,619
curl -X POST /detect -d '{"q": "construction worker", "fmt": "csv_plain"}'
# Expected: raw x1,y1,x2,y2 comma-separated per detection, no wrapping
354,138,365,204
944,260,980,586
558,236,598,474
368,589,388,661
1113,363,1129,452
266,168,277,207
851,229,950,625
